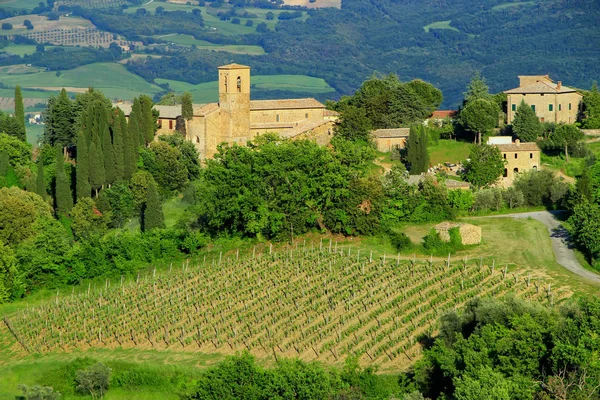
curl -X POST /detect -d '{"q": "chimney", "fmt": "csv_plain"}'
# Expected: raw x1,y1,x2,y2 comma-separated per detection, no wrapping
515,139,521,145
557,81,562,90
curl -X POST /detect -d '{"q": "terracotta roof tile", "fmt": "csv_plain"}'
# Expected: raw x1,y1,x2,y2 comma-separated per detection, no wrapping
250,98,325,110
324,109,340,117
280,119,330,138
494,142,540,152
218,63,250,70
504,81,579,94
114,104,180,119
194,103,219,116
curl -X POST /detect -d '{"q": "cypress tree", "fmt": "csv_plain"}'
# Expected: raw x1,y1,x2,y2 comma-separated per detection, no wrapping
76,130,91,200
89,130,105,196
44,89,75,148
55,147,73,214
36,158,47,199
140,95,155,145
0,150,8,175
418,125,430,173
182,91,193,121
142,180,164,232
14,85,25,141
122,110,136,180
111,109,125,182
99,107,115,186
131,98,143,147
512,100,541,142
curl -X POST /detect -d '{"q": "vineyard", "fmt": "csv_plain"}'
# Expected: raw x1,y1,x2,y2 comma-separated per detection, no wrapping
3,242,570,369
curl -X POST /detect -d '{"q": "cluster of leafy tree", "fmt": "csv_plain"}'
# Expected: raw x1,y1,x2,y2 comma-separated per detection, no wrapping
63,6,205,41
581,82,600,129
0,89,204,301
19,353,412,400
186,134,383,241
457,72,502,144
119,0,599,107
329,74,443,131
413,296,600,400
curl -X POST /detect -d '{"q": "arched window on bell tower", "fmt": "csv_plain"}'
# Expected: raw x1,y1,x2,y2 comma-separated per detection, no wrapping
237,76,242,92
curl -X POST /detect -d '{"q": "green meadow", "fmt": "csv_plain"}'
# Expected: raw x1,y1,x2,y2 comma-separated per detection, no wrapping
155,34,266,54
0,63,163,101
423,20,460,33
156,75,335,103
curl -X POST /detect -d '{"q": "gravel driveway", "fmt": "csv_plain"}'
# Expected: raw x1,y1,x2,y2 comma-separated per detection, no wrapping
483,211,600,283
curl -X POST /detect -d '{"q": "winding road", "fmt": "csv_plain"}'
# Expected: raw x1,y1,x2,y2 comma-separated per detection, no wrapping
484,211,600,283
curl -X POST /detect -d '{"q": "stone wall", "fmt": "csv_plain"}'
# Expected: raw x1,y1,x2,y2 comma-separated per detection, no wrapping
502,150,540,180
374,137,407,153
250,108,324,124
506,92,582,124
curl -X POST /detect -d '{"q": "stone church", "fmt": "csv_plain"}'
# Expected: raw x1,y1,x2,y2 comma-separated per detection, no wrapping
117,63,337,159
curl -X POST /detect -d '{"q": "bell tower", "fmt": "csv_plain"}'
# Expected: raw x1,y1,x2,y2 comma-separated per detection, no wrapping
218,64,251,144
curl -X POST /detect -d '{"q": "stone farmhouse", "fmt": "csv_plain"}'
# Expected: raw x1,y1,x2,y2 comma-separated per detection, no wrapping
371,128,410,152
117,64,336,159
504,75,582,125
488,136,540,181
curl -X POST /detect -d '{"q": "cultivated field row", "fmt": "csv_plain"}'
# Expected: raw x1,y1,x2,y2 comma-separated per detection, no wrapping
4,243,568,368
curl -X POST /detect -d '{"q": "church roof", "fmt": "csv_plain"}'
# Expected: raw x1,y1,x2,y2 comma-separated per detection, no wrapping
494,142,540,152
504,81,579,94
114,104,181,119
250,98,325,110
218,63,250,70
280,119,330,139
194,103,219,117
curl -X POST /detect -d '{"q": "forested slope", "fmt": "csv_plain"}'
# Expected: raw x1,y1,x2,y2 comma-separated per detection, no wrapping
127,0,600,107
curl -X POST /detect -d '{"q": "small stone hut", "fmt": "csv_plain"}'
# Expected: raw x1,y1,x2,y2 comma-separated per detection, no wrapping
434,222,482,245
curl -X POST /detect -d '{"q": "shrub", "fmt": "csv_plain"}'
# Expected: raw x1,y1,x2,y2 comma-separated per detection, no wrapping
473,188,503,211
422,227,463,256
388,230,412,252
448,189,474,212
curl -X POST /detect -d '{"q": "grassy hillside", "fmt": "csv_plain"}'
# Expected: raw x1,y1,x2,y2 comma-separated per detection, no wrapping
156,75,335,103
0,63,163,100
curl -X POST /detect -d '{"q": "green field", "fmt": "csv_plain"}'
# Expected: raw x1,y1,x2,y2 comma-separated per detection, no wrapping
423,20,460,33
25,123,43,147
155,34,266,54
492,1,535,11
125,4,305,35
428,139,472,165
0,0,40,10
0,63,163,101
2,44,37,56
156,74,335,103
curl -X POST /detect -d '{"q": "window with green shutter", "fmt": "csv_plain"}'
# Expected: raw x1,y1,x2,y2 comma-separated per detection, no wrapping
559,104,562,111
549,104,553,111
531,105,536,112
512,104,516,111
569,103,572,110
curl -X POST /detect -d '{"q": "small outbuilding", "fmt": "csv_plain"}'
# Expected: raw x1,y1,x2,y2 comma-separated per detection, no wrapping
434,222,482,245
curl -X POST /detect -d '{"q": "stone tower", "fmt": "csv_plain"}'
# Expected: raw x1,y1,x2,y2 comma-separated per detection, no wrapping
218,63,251,145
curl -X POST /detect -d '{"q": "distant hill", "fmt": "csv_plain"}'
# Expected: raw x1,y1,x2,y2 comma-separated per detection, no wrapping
128,0,600,107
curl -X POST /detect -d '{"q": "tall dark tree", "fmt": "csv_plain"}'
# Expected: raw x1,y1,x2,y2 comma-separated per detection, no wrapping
181,91,193,121
111,109,125,182
130,97,143,147
459,98,498,144
139,95,155,145
35,158,47,200
89,130,105,196
54,147,73,214
14,85,25,141
0,150,8,176
582,82,600,129
406,125,429,175
99,107,115,186
76,130,91,200
125,111,139,180
463,71,492,104
512,100,541,142
141,180,164,232
43,89,75,150
334,106,372,142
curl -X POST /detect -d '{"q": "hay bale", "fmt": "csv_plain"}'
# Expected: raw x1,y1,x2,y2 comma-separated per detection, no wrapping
434,222,481,245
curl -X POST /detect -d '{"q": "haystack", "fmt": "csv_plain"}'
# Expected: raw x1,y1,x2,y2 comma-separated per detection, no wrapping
434,222,481,245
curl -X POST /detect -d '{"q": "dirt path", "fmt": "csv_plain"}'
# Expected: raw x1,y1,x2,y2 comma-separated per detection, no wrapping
481,211,600,283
